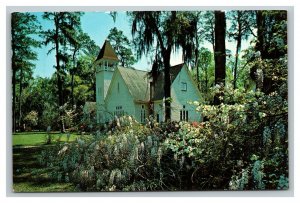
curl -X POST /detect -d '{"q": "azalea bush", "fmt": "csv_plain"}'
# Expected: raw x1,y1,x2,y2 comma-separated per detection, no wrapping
38,57,288,190
38,87,288,191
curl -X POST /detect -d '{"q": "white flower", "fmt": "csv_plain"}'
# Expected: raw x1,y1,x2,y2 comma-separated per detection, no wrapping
193,101,200,106
58,145,68,155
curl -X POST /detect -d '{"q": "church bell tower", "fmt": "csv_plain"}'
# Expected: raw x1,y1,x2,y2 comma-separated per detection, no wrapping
95,40,119,123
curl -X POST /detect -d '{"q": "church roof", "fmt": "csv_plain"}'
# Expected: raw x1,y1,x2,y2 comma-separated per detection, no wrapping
106,64,185,103
118,67,150,102
96,40,119,61
152,63,185,100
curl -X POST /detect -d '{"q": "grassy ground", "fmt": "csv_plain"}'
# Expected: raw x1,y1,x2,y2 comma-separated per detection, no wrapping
13,132,81,192
13,132,78,146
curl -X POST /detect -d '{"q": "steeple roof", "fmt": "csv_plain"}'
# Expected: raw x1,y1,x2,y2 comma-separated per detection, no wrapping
96,40,119,61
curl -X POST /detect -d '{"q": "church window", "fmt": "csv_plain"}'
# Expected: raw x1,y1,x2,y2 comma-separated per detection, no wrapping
186,111,189,122
141,105,146,123
115,106,124,117
180,105,189,121
104,61,108,71
181,82,187,91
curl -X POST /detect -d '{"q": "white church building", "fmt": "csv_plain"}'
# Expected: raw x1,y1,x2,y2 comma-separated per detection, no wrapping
94,40,202,124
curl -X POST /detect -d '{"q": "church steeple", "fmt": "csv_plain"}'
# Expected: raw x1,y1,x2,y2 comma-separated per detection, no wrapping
96,40,119,61
95,40,119,123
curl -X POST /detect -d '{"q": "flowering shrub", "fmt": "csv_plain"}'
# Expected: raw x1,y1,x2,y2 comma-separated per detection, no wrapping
24,111,38,130
38,79,288,191
39,116,167,191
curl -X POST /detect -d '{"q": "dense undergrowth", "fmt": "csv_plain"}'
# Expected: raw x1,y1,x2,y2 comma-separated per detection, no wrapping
38,82,288,191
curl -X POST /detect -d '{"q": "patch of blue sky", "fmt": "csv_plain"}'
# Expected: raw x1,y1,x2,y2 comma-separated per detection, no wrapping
32,11,152,78
31,11,254,78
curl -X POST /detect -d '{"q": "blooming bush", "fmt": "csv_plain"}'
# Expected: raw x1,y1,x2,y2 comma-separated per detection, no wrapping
24,111,38,130
39,116,166,191
38,78,288,191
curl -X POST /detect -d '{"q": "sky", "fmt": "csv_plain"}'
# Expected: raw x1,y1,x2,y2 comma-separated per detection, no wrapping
33,11,174,78
31,11,251,78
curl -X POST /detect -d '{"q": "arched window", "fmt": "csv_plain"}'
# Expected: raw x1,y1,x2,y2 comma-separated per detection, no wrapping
180,105,189,121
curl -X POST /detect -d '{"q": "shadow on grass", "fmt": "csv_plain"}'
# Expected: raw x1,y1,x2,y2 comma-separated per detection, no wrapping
13,145,76,192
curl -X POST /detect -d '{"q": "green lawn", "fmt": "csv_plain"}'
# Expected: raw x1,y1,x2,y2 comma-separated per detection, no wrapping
13,131,78,146
13,131,82,192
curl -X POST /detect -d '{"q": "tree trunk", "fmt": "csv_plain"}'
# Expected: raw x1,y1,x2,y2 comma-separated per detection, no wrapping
71,72,74,107
250,10,264,91
196,56,200,89
205,66,208,93
256,11,266,59
214,11,226,105
163,48,172,122
209,16,215,52
152,12,174,122
54,15,64,133
195,47,200,89
71,50,76,108
233,22,242,90
195,19,200,89
12,58,16,133
256,10,273,94
18,66,23,130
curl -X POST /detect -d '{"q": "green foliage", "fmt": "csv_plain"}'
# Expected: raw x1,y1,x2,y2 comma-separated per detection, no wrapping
24,111,38,128
11,12,41,132
195,48,215,94
11,12,41,73
15,10,288,192
37,55,288,190
107,27,137,67
59,103,78,130
252,160,265,189
277,175,289,190
42,12,84,132
38,82,288,191
201,11,215,48
41,102,60,130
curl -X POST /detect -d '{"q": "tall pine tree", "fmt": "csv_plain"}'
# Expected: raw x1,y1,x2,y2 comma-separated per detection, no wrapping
11,12,41,132
214,11,226,105
42,12,82,132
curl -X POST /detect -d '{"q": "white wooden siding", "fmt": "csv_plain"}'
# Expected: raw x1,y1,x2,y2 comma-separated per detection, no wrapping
171,66,201,122
105,69,136,122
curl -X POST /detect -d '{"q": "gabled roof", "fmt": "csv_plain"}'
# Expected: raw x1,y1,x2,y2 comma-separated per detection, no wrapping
96,40,119,61
105,63,193,103
118,67,150,102
152,63,185,100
